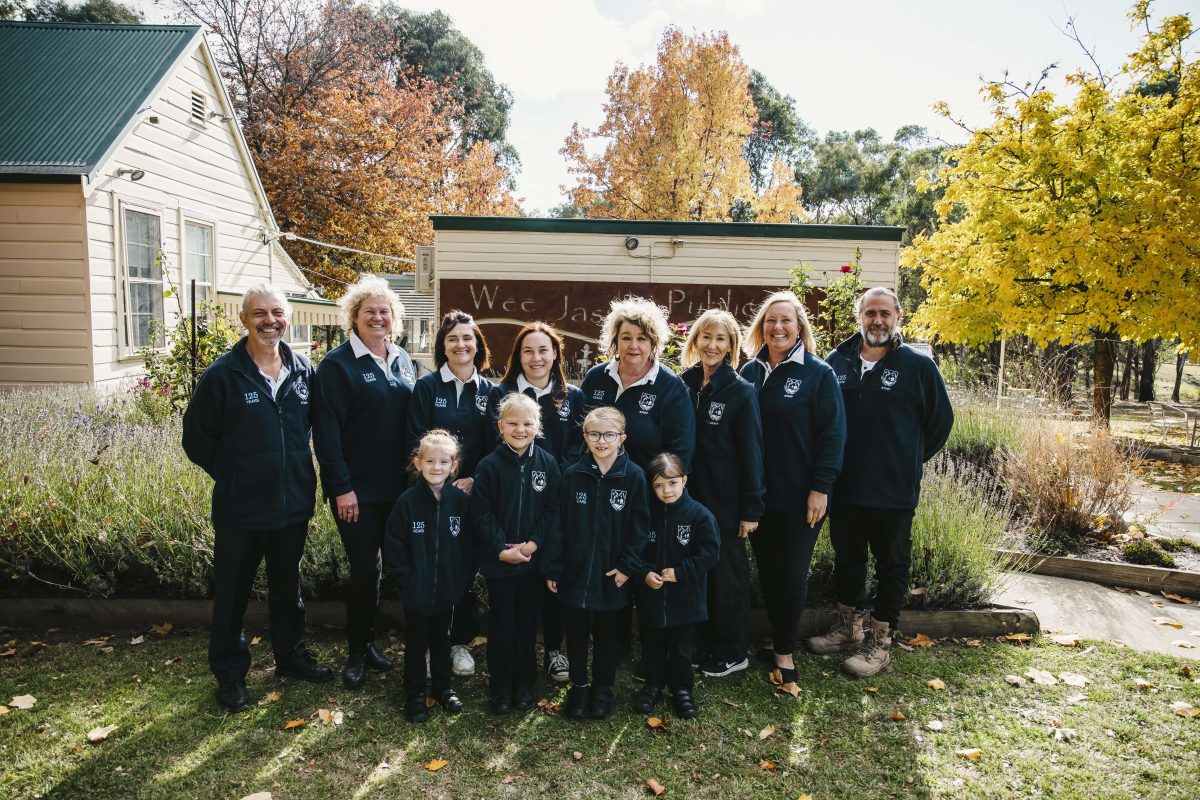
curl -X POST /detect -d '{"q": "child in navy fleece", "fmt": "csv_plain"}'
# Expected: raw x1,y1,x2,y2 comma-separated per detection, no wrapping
472,393,561,714
542,406,649,721
633,453,719,720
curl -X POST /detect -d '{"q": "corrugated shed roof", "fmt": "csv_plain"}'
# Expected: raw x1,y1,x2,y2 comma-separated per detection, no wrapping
0,21,197,175
384,273,435,319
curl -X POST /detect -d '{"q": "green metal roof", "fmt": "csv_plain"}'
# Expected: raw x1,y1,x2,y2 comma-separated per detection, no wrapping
430,215,904,242
0,21,198,177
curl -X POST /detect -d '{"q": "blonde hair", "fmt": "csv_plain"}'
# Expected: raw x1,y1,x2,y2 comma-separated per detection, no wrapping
413,429,460,477
583,406,626,433
680,309,743,370
598,296,671,359
339,275,404,337
497,393,542,438
743,291,817,357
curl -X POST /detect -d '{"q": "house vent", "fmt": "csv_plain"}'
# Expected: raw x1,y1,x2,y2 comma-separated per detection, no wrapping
190,91,207,125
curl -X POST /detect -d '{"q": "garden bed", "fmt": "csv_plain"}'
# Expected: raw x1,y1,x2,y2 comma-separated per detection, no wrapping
997,548,1200,596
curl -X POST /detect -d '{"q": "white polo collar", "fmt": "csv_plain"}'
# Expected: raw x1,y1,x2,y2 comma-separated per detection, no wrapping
517,373,553,399
605,357,660,390
757,342,805,375
350,331,400,363
439,363,479,386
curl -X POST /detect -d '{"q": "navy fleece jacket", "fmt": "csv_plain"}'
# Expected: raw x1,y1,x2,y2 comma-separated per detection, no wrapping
635,490,720,629
579,361,695,471
471,443,562,580
541,451,650,612
405,371,496,479
681,363,766,530
182,339,316,531
311,339,416,503
739,343,846,512
383,481,475,615
825,333,954,510
487,381,585,471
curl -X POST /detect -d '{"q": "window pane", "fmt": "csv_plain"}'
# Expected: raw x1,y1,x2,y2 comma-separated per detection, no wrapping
184,222,213,285
129,283,164,347
125,210,160,280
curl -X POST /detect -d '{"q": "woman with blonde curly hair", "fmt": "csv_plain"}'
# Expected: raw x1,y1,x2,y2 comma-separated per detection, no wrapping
579,296,695,472
312,274,418,688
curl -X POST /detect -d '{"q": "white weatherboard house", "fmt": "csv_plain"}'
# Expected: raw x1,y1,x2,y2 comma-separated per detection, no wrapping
0,21,336,387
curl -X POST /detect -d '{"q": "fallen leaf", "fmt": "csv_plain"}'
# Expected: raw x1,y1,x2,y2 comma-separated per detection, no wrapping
87,724,118,743
426,697,437,708
572,751,582,761
955,748,982,760
129,635,145,645
758,759,777,771
0,707,8,715
1171,640,1196,649
265,691,281,702
82,638,109,646
501,775,516,784
1051,727,1075,742
318,708,333,724
758,724,775,740
148,623,173,635
239,793,272,800
895,641,915,652
798,796,814,800
926,720,944,732
926,678,947,691
890,708,906,722
0,649,14,658
909,587,927,596
424,758,448,772
769,668,800,697
1171,701,1200,718
1025,669,1058,686
866,687,878,693
1005,632,1033,643
1161,591,1194,605
963,639,983,648
467,635,488,648
1153,617,1184,629
1049,634,1081,647
647,716,670,731
1136,590,1152,597
645,777,666,797
1060,672,1090,687
28,641,47,648
907,633,935,648
163,656,182,666
1004,675,1026,686
331,711,343,725
9,694,36,710
99,646,114,654
283,719,305,730
250,636,262,646
1134,678,1157,691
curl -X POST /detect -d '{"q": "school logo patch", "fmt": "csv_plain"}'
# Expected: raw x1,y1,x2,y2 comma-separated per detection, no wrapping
434,397,448,408
707,402,725,423
362,372,377,383
449,516,461,537
532,471,547,492
676,525,691,546
881,369,899,388
412,521,425,534
475,393,489,413
292,378,309,401
784,378,802,397
558,399,571,418
243,391,260,405
400,368,414,383
638,392,656,413
575,492,588,505
609,489,627,511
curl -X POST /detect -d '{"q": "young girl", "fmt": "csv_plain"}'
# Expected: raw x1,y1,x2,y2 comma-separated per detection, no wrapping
542,406,649,720
472,393,561,714
633,453,720,720
383,430,475,723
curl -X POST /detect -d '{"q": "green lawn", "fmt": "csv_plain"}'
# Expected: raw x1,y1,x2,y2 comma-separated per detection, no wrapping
2,628,1198,799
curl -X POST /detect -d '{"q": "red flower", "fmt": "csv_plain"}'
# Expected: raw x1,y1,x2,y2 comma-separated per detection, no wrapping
840,264,853,274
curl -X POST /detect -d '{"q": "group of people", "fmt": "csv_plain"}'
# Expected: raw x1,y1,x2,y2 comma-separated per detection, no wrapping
182,275,952,723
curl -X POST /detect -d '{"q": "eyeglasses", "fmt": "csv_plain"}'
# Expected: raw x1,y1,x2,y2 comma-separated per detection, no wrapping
585,430,622,443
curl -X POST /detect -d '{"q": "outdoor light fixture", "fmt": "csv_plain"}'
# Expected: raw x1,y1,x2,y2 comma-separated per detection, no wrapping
624,236,639,251
208,110,234,123
116,168,145,181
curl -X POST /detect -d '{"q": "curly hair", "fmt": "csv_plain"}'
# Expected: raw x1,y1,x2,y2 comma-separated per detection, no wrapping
434,310,491,371
598,296,672,359
743,290,816,358
680,308,743,370
338,275,404,337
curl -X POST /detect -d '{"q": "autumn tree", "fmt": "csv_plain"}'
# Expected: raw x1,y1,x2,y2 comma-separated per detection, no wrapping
904,3,1200,424
3,0,140,21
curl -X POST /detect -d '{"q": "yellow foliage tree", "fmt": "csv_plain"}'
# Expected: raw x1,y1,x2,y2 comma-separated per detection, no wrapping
904,2,1200,423
561,27,758,221
753,158,806,223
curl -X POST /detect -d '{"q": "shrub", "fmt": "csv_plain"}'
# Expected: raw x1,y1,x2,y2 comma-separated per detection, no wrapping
998,420,1138,554
1157,537,1200,554
1122,539,1175,568
140,301,242,415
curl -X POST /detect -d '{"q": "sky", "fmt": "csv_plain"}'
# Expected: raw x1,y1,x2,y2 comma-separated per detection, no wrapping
138,0,1197,214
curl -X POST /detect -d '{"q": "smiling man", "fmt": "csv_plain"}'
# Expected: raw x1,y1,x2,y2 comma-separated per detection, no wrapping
183,283,332,712
808,287,953,678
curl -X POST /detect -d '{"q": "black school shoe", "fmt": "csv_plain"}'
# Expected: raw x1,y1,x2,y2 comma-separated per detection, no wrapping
342,650,368,688
275,649,334,683
513,685,535,711
490,689,513,716
632,684,662,714
364,642,394,671
671,688,698,720
589,686,615,719
435,688,463,713
564,685,590,720
405,693,429,723
215,680,250,712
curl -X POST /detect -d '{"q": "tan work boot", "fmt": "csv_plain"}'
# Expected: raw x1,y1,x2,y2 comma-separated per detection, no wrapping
806,603,865,654
841,617,892,679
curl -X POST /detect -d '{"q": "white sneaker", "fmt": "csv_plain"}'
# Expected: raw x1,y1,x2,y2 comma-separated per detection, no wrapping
546,649,569,683
450,644,475,677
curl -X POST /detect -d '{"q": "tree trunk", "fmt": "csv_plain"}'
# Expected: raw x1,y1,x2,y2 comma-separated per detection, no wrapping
1174,350,1187,403
1118,341,1134,401
1092,331,1118,427
1043,342,1075,404
1137,339,1158,402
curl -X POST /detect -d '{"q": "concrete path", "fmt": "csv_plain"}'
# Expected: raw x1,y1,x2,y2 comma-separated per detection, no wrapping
995,571,1200,660
1125,482,1200,545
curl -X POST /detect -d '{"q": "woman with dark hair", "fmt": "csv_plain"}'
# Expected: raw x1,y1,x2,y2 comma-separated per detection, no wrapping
406,309,495,678
488,321,584,683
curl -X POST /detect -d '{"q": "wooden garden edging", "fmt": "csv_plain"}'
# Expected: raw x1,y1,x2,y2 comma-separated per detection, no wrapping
997,548,1200,596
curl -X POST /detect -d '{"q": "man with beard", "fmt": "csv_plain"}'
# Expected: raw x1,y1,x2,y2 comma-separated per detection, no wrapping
807,287,953,678
184,283,333,712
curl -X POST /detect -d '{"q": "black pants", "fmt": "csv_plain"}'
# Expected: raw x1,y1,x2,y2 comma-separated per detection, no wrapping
830,504,915,630
643,624,694,691
450,581,480,646
209,521,308,684
331,500,392,651
563,605,620,688
749,510,821,657
703,526,750,662
487,572,539,694
541,582,564,655
404,608,452,696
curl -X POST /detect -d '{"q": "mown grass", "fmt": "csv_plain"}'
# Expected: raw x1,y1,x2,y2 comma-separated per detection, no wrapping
2,629,1198,799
